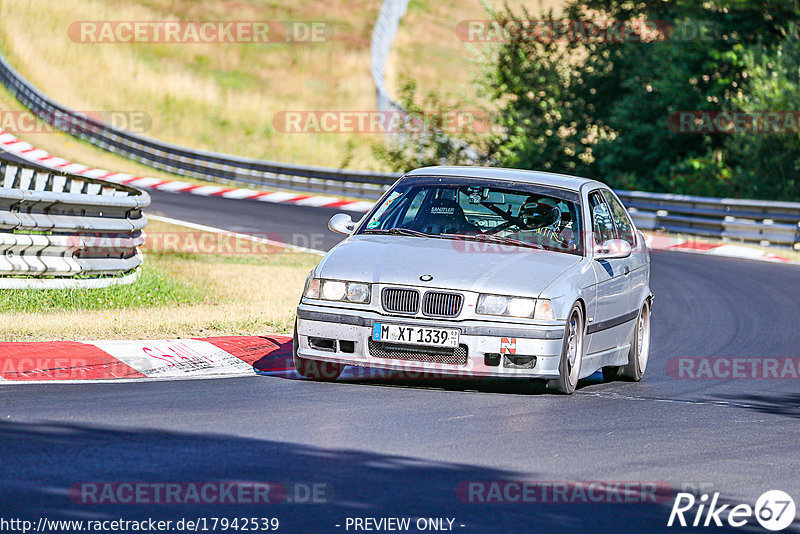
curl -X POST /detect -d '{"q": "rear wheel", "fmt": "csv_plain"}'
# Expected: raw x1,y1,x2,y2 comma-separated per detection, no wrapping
292,322,345,380
548,304,584,394
603,301,650,382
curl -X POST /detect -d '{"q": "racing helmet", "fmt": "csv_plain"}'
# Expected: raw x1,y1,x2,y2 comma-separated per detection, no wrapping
519,197,561,230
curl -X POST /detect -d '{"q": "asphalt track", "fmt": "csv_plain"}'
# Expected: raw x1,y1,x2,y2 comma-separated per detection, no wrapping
1,186,800,533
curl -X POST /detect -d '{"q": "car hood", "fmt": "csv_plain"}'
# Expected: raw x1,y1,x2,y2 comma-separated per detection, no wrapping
316,235,583,297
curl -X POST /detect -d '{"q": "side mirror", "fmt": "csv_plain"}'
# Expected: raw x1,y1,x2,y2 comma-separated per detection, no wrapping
594,239,632,260
328,213,355,235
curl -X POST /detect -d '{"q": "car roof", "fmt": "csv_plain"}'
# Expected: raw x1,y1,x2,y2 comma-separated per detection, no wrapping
404,166,606,192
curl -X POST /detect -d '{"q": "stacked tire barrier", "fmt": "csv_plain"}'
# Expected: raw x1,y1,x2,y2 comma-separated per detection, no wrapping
0,155,149,289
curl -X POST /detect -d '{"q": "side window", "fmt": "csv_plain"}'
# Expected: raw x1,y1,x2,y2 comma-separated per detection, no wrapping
589,192,618,245
603,191,635,245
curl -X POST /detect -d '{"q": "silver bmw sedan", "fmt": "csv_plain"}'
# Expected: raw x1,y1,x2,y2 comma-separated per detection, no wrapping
294,166,653,394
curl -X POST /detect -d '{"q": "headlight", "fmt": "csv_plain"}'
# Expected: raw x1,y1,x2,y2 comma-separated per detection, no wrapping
304,278,371,304
346,282,371,303
320,280,346,301
477,294,555,320
507,297,536,318
476,294,508,316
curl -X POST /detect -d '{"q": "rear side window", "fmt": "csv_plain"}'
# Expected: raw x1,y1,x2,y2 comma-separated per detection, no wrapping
603,191,636,245
588,192,618,245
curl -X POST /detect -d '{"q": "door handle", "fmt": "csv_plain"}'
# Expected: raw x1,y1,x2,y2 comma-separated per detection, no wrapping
623,266,631,276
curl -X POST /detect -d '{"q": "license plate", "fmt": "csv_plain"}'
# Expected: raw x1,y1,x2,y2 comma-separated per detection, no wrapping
372,323,460,348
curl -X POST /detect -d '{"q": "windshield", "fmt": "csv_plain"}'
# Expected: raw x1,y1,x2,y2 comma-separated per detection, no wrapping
359,176,584,255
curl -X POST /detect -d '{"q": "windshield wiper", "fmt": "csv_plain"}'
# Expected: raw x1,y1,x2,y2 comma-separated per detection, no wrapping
363,227,431,238
445,233,545,250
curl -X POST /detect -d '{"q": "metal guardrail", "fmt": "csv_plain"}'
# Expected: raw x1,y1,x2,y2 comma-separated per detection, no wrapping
0,54,400,200
0,155,149,288
616,190,800,248
0,52,797,249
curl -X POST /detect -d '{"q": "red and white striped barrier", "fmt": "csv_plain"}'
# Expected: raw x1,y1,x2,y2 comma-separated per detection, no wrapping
0,335,293,382
0,129,374,213
644,233,795,264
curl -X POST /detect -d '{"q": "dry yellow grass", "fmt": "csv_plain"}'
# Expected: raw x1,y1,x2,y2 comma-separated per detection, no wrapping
0,218,319,341
0,85,194,184
388,0,566,106
0,0,382,169
0,0,566,174
0,85,366,201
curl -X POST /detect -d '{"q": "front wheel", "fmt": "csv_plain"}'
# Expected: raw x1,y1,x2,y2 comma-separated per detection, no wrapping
548,304,585,394
292,322,345,380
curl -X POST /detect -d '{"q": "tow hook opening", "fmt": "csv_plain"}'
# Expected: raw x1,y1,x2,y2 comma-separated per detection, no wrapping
504,355,537,369
308,337,336,352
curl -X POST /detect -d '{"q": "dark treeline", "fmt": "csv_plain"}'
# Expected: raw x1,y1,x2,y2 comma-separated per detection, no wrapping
376,0,800,201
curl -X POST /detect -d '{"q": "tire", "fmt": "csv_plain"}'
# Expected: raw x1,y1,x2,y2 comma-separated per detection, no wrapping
292,321,345,380
604,301,651,382
548,303,585,394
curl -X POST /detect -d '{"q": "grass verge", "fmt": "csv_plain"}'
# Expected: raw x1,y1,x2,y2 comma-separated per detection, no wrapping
0,218,319,341
0,264,204,312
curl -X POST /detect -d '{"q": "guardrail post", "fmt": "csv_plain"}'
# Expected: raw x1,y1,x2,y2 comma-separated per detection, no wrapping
794,221,800,251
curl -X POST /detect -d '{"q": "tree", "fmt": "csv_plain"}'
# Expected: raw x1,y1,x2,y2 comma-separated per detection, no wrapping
482,0,800,199
372,81,488,170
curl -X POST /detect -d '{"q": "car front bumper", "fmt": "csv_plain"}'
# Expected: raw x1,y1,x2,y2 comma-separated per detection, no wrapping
296,304,566,379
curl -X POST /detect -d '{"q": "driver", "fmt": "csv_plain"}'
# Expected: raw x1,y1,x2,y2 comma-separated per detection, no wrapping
518,196,563,243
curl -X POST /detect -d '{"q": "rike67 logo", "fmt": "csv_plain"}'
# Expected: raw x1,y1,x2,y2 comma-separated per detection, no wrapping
668,490,796,531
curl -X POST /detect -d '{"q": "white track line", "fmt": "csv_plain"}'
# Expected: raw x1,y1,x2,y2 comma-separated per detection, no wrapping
148,214,326,255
